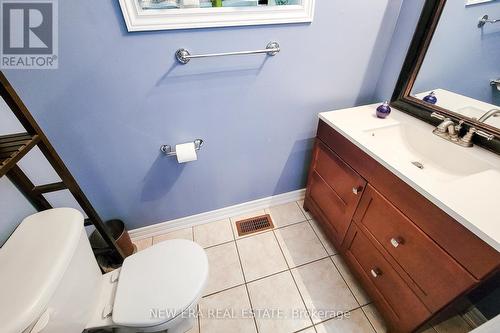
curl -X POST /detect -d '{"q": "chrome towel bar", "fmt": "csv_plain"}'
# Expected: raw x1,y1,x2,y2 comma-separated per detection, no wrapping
478,15,500,28
175,41,280,64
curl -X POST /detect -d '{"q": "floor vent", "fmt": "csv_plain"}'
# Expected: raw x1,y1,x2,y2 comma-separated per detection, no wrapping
235,214,274,236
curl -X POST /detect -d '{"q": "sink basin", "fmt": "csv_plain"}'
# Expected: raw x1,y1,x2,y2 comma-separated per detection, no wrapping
363,124,493,182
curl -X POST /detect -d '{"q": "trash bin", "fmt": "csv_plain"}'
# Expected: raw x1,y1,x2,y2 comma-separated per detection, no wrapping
89,219,136,272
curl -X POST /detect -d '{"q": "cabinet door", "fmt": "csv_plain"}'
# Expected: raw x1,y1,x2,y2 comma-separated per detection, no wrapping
305,140,366,247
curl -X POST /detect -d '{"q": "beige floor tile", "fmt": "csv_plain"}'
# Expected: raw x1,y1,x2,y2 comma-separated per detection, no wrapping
230,210,267,239
291,258,359,323
331,255,370,306
132,237,152,252
193,219,234,248
297,200,312,219
274,222,328,268
362,304,387,333
247,271,312,333
187,317,200,333
265,202,307,227
152,227,193,245
236,231,288,281
199,285,256,333
309,219,337,255
315,308,375,333
298,327,316,333
433,315,472,333
204,242,244,296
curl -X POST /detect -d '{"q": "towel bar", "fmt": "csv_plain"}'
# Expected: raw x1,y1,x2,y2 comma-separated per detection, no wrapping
175,41,280,64
478,15,500,28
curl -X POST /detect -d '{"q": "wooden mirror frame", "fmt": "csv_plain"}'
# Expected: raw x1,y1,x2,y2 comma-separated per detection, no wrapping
390,0,500,154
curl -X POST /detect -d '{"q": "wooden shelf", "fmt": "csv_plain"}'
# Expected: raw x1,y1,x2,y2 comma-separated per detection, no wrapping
0,132,40,177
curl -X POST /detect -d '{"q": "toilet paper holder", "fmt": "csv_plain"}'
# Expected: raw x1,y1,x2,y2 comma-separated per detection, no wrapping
160,139,204,157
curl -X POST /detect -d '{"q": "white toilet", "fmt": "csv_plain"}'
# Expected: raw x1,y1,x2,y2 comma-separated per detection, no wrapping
0,208,209,333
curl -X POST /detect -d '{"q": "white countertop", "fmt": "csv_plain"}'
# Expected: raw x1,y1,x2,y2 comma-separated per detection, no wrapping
319,104,500,252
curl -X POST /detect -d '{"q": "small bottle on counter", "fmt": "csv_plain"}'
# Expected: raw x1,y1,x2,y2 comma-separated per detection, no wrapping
423,91,438,104
376,101,392,119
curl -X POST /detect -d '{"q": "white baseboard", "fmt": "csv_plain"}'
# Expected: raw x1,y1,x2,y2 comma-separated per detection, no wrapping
129,188,306,240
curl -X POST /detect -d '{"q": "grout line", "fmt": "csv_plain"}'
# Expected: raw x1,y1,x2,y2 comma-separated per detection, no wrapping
271,228,315,330
197,304,201,332
202,282,247,298
232,227,260,333
203,239,235,250
307,220,332,255
360,305,379,333
329,254,368,308
294,200,308,220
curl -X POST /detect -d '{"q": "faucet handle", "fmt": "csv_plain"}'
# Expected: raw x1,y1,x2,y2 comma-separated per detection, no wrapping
455,120,464,132
431,112,446,121
475,130,495,141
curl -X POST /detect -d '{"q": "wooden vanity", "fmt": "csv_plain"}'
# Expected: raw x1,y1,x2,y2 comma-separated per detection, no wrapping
304,120,500,333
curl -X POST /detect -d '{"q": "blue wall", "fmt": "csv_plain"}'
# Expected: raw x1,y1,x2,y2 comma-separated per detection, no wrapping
374,0,425,101
413,1,500,105
4,0,404,229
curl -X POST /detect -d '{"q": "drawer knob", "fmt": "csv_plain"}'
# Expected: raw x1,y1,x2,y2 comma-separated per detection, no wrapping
370,268,382,278
352,186,364,195
390,237,404,248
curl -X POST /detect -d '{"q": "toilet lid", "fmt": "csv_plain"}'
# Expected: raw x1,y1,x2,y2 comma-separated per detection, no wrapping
112,239,208,328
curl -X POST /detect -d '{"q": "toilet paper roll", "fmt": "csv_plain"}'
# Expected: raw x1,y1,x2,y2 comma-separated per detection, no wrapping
176,142,198,163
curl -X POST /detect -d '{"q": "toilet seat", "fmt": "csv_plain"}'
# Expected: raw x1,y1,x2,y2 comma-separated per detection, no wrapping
112,239,208,328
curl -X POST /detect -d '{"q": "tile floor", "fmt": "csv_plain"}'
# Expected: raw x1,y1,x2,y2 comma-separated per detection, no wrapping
133,201,474,333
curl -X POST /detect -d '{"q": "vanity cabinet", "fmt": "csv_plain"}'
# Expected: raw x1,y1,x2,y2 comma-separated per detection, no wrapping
304,120,500,333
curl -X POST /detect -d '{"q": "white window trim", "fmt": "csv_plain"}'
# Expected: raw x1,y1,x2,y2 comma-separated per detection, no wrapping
118,0,315,32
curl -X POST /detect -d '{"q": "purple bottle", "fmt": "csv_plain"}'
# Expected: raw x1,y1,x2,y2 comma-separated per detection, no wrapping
423,91,437,104
376,101,391,119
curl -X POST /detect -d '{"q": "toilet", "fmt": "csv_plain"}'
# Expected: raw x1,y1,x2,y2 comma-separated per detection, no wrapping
0,208,209,333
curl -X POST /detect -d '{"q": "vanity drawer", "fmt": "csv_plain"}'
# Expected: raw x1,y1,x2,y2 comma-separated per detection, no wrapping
344,223,430,332
354,185,476,311
314,140,366,204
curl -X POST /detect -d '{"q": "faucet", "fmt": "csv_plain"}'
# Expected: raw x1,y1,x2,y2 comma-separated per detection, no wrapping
431,113,461,141
477,108,500,123
430,112,495,147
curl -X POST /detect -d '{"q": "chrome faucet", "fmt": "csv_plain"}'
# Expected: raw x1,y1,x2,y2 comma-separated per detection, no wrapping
478,108,500,122
431,113,461,141
431,112,495,147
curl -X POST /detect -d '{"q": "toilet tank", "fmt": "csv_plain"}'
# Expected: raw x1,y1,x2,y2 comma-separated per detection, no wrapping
0,208,103,333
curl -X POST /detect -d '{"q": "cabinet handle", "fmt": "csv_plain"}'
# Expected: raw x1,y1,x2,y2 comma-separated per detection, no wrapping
390,237,404,248
352,186,364,195
370,268,382,278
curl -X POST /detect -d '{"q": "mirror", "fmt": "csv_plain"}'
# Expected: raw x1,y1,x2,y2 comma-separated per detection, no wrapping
410,0,500,130
119,0,314,31
140,0,301,9
392,0,500,153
